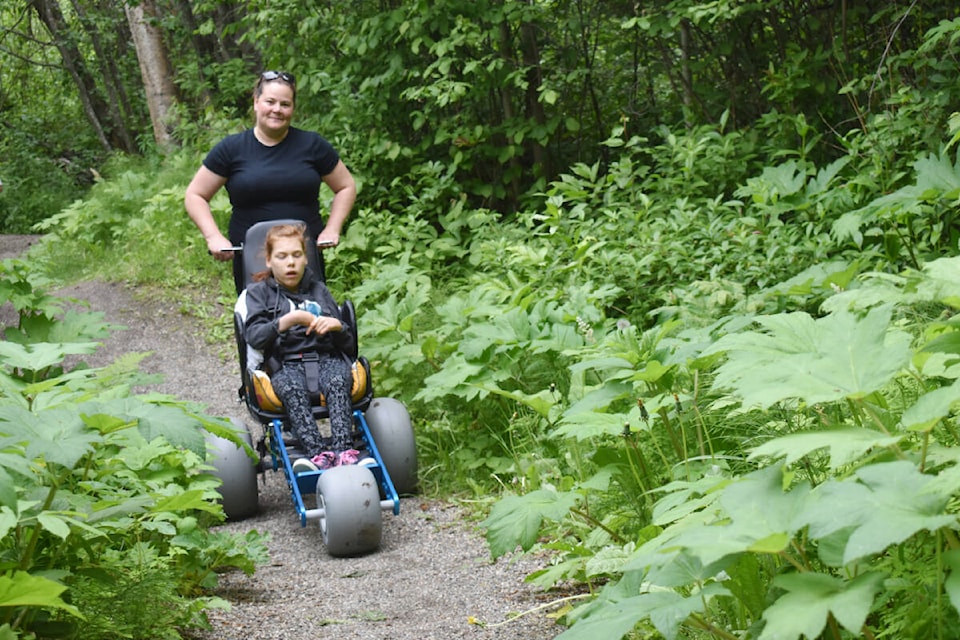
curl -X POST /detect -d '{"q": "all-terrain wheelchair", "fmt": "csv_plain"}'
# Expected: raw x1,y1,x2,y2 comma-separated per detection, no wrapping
206,219,417,556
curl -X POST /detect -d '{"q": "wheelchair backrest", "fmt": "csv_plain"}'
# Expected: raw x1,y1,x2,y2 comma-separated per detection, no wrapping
240,219,323,289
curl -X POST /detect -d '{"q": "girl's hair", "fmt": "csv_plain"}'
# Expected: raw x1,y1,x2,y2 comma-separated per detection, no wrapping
251,223,307,282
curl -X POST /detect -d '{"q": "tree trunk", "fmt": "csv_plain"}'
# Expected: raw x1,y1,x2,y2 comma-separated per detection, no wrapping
125,0,179,151
519,17,550,182
29,0,114,152
679,17,693,127
69,0,138,153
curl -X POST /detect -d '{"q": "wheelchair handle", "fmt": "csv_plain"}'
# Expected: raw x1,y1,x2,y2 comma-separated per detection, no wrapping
207,245,242,256
209,241,333,256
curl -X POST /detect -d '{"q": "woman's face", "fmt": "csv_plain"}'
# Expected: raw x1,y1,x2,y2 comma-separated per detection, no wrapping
267,236,307,290
254,81,295,136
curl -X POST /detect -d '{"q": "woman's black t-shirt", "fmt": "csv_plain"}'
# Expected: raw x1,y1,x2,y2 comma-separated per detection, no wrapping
203,127,340,245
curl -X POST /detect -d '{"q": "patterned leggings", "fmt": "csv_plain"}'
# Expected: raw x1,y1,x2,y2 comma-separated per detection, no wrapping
270,357,354,456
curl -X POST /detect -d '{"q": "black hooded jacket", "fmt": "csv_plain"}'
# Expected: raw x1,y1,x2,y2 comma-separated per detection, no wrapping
243,266,355,362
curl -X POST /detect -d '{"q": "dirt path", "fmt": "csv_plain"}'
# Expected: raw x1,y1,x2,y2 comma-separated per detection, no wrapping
1,236,562,640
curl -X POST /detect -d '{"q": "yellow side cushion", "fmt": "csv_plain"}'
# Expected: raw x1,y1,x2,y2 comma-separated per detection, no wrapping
249,360,368,411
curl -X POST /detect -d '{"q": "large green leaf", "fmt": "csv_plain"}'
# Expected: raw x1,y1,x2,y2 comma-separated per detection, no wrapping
759,572,884,640
706,305,911,409
0,507,16,540
627,468,808,582
482,489,579,558
0,466,15,508
557,583,729,640
550,381,641,440
919,330,960,356
80,398,206,456
6,308,117,345
901,378,960,431
152,489,221,515
556,595,652,640
823,257,960,314
718,466,808,552
748,428,905,471
471,384,558,419
550,411,626,440
650,475,729,526
415,355,485,402
916,256,960,308
800,461,955,565
914,151,960,197
0,571,82,617
944,550,960,614
0,406,100,469
0,341,100,373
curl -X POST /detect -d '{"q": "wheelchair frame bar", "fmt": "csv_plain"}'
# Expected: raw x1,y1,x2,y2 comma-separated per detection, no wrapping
268,410,402,528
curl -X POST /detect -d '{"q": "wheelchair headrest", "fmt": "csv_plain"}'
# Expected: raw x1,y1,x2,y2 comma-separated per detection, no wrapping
241,219,322,288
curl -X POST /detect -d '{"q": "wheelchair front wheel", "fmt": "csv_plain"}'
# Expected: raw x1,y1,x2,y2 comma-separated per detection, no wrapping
317,465,382,556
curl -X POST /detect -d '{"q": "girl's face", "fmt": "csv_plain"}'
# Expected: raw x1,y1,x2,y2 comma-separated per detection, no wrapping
267,236,307,290
254,81,295,136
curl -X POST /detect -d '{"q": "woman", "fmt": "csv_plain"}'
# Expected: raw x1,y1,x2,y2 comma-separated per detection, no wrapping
244,223,359,471
185,70,356,293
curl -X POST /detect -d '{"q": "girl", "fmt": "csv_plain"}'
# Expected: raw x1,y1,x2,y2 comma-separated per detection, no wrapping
243,223,358,471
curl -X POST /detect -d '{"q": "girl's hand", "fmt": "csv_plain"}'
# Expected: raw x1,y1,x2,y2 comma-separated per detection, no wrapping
278,310,321,333
306,315,342,335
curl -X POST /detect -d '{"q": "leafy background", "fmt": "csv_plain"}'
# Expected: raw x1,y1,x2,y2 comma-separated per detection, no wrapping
4,1,960,638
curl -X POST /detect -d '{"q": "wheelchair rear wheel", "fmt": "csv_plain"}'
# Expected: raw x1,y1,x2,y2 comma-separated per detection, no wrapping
364,397,418,495
317,465,382,556
205,419,259,520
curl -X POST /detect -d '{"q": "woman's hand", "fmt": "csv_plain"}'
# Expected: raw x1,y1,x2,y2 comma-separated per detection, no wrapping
316,233,339,249
205,232,234,261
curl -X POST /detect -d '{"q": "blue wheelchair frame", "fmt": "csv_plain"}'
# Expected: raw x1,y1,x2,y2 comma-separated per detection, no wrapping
267,409,401,528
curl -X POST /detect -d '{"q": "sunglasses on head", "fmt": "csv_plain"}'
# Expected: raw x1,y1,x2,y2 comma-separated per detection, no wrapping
260,70,296,86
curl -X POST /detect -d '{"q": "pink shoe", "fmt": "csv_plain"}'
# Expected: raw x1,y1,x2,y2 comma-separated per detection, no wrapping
311,452,336,470
337,449,360,466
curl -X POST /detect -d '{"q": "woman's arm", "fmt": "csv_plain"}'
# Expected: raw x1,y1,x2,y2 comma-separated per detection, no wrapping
185,165,232,260
317,160,356,246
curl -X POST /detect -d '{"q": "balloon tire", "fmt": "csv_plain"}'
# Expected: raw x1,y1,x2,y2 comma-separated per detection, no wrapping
317,465,383,557
364,397,418,495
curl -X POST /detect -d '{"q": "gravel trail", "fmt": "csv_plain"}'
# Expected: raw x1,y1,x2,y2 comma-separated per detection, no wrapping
1,236,562,640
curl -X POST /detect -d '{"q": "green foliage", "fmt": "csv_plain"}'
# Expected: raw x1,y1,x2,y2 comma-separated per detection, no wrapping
25,150,238,356
0,261,267,639
0,150,86,235
476,257,960,639
705,305,913,409
483,489,581,559
14,4,960,638
31,96,960,638
834,150,960,268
